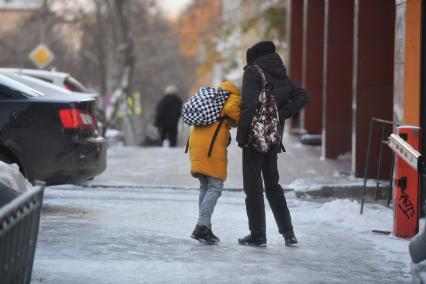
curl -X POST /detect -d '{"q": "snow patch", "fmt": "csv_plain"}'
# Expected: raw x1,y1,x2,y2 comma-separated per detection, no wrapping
287,176,378,193
0,161,32,193
314,199,361,224
337,152,352,161
311,198,412,275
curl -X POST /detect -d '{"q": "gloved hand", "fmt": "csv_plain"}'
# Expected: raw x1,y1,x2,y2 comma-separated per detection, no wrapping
238,142,249,148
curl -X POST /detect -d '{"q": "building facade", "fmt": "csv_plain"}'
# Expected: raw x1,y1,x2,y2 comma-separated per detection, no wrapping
0,0,41,33
288,0,424,177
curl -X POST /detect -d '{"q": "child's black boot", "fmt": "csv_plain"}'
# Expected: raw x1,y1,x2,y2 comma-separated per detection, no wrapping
208,228,220,243
191,225,217,245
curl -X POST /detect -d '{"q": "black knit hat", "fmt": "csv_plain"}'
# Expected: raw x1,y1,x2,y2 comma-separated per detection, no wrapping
246,41,276,65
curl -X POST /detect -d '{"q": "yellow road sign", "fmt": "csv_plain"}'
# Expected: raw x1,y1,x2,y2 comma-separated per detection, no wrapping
29,43,55,69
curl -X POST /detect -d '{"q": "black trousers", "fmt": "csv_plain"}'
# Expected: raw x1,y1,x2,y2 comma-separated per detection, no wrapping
242,148,293,237
160,126,178,147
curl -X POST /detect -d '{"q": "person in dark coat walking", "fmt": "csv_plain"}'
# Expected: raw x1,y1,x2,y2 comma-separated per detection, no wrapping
154,85,183,147
237,41,310,247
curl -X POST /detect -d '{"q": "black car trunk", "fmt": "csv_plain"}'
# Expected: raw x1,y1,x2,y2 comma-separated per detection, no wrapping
0,75,106,185
2,95,100,180
35,94,98,136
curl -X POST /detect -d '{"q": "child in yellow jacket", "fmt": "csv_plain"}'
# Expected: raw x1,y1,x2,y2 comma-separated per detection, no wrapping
189,81,241,245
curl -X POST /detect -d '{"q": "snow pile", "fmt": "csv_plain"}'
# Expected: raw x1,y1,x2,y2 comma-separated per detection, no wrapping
337,151,352,161
312,199,388,232
0,161,31,193
287,176,377,193
286,177,323,192
105,129,124,146
310,198,413,274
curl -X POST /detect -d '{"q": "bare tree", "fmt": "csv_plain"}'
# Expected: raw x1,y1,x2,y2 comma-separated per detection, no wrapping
0,0,196,144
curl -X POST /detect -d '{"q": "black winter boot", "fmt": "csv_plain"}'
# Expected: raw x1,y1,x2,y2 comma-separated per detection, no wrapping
238,234,267,247
208,228,220,243
283,230,298,246
191,225,217,245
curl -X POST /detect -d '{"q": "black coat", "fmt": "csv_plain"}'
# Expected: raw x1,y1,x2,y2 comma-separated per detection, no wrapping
236,53,310,150
154,94,183,129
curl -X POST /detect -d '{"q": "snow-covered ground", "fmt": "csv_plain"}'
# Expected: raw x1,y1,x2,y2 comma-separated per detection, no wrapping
30,140,418,283
31,186,414,283
287,176,377,193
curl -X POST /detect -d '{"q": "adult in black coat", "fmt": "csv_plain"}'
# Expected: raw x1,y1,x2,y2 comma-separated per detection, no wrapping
154,86,183,147
237,41,310,247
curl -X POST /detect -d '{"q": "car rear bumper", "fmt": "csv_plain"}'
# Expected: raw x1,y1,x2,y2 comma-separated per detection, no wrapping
27,135,107,185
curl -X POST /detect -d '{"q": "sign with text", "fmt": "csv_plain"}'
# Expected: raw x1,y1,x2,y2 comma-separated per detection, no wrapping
391,126,421,238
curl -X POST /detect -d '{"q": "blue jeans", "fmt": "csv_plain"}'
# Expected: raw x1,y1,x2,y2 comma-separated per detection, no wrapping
196,174,224,228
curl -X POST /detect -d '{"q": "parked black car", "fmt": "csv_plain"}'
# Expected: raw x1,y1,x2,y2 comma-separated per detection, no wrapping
0,74,106,185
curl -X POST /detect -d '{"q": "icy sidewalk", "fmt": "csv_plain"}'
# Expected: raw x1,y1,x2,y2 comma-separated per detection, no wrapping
32,185,412,283
93,133,351,190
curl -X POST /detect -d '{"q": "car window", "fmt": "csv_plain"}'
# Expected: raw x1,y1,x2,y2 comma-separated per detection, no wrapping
64,76,87,92
0,75,44,98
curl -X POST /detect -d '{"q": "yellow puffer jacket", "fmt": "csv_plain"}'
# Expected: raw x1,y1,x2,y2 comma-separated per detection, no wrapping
189,82,241,181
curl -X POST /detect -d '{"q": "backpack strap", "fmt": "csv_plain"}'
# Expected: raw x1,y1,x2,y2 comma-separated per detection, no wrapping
251,65,267,88
184,116,229,157
280,142,286,152
185,135,190,153
208,116,228,157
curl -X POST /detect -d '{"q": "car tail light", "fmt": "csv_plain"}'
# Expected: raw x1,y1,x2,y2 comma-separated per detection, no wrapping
59,109,96,129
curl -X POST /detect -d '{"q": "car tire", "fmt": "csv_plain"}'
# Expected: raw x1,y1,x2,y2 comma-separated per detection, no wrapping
0,152,12,164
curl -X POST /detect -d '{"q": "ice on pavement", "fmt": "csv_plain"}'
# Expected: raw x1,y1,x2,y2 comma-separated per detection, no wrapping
31,138,415,283
97,132,352,189
313,199,417,273
32,185,413,283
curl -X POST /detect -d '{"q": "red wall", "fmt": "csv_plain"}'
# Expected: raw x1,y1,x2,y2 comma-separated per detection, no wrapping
323,0,354,158
354,0,395,177
302,0,325,135
289,0,304,85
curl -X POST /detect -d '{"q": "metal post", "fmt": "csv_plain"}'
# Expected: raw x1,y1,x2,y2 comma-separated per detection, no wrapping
374,124,386,200
40,0,48,44
387,154,395,206
360,118,374,214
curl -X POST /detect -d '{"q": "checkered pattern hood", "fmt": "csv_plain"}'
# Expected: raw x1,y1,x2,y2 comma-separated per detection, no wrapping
182,87,230,126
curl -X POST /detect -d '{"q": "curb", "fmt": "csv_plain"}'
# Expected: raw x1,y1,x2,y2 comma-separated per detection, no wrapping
79,184,245,192
76,183,387,200
288,184,389,200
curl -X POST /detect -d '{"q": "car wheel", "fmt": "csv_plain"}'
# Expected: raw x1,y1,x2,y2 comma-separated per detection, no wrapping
0,152,12,164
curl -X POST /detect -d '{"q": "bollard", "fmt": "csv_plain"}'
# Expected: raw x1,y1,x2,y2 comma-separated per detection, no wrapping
392,126,421,238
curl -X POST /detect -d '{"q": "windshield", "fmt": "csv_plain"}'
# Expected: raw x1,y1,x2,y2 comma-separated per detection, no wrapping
0,75,44,98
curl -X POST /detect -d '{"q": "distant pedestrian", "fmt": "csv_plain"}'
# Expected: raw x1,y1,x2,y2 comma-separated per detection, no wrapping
186,81,241,245
237,41,310,247
154,85,183,147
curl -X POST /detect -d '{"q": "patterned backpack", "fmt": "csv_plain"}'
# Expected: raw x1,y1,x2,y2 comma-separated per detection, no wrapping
182,87,230,126
248,65,282,153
